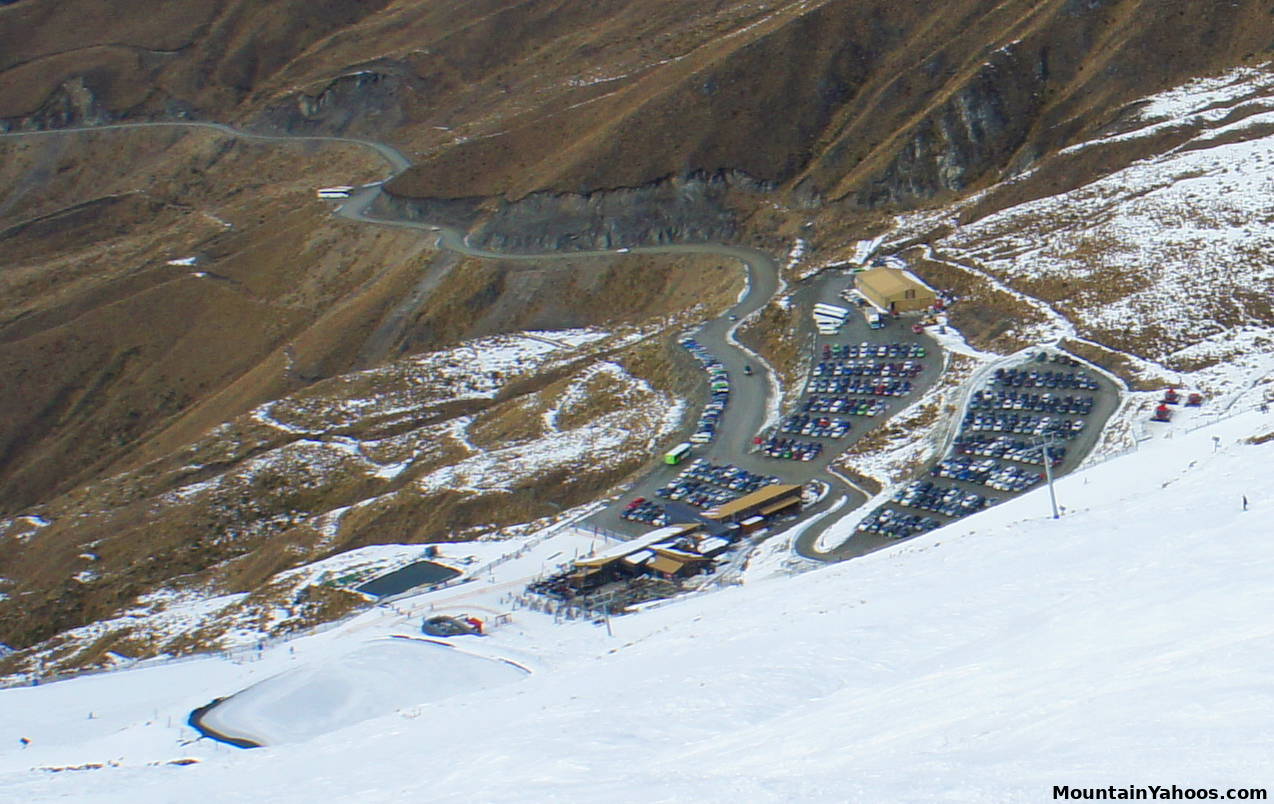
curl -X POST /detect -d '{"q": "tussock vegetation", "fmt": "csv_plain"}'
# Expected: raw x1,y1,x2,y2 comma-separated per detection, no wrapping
738,294,808,406
467,395,549,449
0,128,411,513
12,0,1274,683
907,255,1044,353
927,64,1274,376
1058,339,1158,392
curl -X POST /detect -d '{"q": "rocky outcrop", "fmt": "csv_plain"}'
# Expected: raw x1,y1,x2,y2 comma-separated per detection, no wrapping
250,65,420,139
382,170,767,253
0,78,113,132
472,171,763,253
372,191,485,235
853,49,1043,208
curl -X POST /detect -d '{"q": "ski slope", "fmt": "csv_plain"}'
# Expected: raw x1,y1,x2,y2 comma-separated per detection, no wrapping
2,407,1273,801
198,639,526,746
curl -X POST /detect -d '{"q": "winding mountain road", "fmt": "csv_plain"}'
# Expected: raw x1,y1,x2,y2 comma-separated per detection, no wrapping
0,120,893,560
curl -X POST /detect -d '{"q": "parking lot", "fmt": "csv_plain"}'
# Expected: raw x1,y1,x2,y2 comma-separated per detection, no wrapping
619,458,784,528
581,259,1125,570
589,267,943,541
846,350,1122,547
673,458,779,494
753,332,934,470
678,337,733,445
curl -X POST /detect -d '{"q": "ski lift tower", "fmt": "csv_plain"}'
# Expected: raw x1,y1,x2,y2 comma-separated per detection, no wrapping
1034,432,1062,519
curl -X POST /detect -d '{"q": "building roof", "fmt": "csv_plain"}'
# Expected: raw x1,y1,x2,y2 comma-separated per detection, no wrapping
901,269,938,294
856,267,935,299
697,537,732,555
647,555,686,575
760,497,801,516
621,549,655,566
703,484,801,520
573,523,700,568
653,547,710,562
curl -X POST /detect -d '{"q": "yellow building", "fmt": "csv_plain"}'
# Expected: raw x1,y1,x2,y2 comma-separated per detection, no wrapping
854,267,937,314
703,484,802,524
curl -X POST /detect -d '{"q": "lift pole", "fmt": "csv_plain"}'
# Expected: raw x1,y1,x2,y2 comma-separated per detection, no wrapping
1040,436,1060,519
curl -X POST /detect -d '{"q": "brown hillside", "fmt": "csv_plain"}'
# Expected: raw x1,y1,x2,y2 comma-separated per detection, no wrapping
0,129,402,511
4,1,1271,209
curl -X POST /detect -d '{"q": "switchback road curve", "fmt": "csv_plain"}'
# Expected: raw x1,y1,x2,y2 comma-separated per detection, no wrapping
0,121,894,560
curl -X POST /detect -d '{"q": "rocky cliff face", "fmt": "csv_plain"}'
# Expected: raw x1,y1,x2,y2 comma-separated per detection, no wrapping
0,0,394,126
251,66,419,139
470,177,742,253
0,78,114,132
846,48,1044,208
0,124,745,671
380,170,765,253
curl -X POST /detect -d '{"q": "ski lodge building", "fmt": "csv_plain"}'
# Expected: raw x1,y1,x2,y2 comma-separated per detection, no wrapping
552,485,805,593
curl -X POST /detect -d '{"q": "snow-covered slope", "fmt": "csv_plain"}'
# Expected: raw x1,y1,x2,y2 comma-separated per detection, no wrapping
0,322,691,677
199,638,526,746
2,400,1273,801
885,63,1274,392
